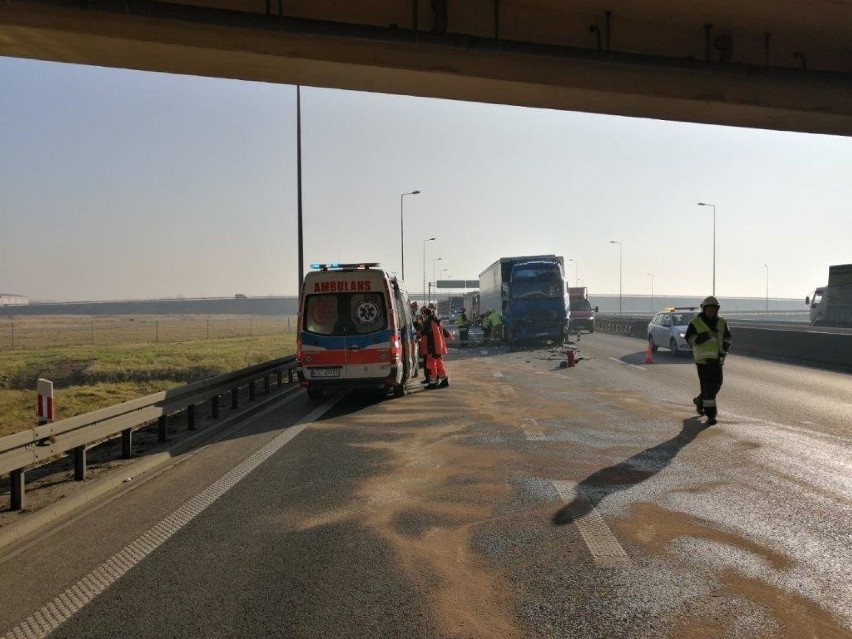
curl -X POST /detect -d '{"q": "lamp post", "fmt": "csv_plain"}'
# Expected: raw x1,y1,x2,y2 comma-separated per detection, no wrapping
609,240,622,314
764,264,769,311
647,273,654,310
697,202,716,295
430,257,443,303
568,258,579,287
422,237,436,303
399,190,421,280
296,85,304,290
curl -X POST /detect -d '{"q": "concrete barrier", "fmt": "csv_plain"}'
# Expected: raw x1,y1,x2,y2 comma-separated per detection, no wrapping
595,315,852,373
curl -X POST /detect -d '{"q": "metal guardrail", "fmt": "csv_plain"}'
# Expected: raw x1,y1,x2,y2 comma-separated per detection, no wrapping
1,356,298,510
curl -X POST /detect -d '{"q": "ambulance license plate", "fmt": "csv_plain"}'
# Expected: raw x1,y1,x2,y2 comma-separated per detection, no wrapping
312,368,340,378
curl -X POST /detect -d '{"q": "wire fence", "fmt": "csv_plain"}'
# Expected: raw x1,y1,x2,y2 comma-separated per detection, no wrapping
0,316,297,350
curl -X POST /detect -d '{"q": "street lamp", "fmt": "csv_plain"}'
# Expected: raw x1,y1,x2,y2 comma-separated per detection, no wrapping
609,240,622,314
764,264,769,311
568,258,579,287
399,190,421,281
697,202,716,295
422,237,436,303
430,257,443,303
647,273,654,310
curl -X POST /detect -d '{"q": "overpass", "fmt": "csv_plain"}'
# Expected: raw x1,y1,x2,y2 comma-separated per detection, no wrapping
1,1,851,135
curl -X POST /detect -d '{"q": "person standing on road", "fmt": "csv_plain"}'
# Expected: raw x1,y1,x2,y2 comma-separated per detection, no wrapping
481,311,493,344
487,309,503,346
455,310,470,347
684,296,732,425
421,307,449,388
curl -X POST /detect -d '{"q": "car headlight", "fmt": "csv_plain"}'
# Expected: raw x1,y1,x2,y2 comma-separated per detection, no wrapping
678,332,685,338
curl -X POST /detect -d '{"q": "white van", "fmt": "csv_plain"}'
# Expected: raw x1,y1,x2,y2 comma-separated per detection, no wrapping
296,263,419,399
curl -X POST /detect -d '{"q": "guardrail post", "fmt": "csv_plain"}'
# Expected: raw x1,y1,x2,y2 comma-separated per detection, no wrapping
74,445,86,481
231,388,239,409
288,368,294,384
249,380,256,401
212,395,220,418
277,371,283,388
122,428,133,459
10,469,25,510
264,375,271,394
187,404,196,430
159,415,167,442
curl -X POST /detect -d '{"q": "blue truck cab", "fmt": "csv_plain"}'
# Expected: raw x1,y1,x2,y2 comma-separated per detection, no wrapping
479,255,568,348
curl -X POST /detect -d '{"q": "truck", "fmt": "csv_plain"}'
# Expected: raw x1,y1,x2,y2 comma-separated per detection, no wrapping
567,287,598,332
479,255,568,347
807,263,852,327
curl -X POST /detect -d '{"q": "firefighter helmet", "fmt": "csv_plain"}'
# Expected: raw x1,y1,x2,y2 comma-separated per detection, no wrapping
701,296,720,308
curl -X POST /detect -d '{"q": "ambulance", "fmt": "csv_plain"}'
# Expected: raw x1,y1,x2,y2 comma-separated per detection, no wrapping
296,263,419,399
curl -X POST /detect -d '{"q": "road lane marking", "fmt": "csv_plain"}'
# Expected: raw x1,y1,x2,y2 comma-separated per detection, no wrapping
1,396,343,639
499,385,518,398
551,480,631,568
521,418,546,441
608,357,646,371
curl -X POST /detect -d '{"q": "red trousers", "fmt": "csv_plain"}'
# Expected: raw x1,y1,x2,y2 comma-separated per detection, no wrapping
426,354,447,380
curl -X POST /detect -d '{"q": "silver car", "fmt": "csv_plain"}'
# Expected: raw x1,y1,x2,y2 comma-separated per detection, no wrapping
647,307,699,356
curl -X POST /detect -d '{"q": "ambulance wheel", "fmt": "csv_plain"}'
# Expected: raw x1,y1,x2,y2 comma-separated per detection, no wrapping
307,387,323,400
392,383,407,398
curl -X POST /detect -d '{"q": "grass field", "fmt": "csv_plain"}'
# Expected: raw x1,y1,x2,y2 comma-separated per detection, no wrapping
0,317,298,438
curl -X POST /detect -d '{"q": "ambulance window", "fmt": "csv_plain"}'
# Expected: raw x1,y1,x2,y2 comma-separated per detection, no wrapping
304,295,339,335
351,293,387,334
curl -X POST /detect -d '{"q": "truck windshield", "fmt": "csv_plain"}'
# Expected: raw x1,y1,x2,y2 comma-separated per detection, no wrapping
303,292,388,336
569,299,592,311
510,265,563,299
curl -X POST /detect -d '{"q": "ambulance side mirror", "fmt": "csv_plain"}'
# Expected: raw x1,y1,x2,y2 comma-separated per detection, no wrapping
594,306,599,313
805,296,810,306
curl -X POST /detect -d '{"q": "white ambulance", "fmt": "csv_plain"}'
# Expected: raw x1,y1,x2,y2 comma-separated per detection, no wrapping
296,263,419,399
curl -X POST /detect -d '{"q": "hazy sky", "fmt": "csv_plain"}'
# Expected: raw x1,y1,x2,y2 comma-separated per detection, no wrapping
2,56,851,301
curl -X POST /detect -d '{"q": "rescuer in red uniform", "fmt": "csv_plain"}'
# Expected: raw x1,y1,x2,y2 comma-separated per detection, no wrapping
421,307,449,388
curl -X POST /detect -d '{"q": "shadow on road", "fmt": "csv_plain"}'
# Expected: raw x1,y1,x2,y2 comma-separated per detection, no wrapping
621,350,693,366
552,417,709,526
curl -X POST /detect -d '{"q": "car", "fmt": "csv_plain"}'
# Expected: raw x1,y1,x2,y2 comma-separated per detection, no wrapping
647,307,699,356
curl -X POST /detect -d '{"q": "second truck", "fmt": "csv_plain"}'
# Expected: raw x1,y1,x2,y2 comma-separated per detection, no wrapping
479,255,569,347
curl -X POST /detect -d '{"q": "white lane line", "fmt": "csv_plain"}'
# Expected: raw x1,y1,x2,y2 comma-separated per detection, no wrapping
492,370,505,378
608,357,646,371
551,480,631,568
521,418,546,441
2,397,342,639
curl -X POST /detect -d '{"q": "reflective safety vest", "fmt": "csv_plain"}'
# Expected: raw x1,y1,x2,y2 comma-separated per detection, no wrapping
690,315,727,364
489,311,503,327
456,314,469,329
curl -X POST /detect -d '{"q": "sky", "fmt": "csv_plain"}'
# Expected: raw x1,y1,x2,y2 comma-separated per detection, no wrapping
1,56,851,302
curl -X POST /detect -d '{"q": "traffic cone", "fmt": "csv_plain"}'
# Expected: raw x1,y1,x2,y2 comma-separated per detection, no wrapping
567,349,576,367
644,344,655,364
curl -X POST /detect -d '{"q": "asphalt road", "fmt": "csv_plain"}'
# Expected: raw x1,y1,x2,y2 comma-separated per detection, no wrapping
1,333,850,638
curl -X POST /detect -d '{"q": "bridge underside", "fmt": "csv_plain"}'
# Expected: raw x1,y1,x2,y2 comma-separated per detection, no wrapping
1,1,851,135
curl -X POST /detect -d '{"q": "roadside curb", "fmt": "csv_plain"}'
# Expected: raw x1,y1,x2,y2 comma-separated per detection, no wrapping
0,387,300,553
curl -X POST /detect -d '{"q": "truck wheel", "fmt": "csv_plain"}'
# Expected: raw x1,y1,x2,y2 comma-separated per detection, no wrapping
307,387,323,400
393,383,407,398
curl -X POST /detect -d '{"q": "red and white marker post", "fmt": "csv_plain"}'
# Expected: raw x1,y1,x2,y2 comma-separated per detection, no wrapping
37,378,54,425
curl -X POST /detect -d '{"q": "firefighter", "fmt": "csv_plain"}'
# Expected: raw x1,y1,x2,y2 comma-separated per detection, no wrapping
455,310,470,347
481,311,492,344
684,296,732,425
487,309,503,346
421,307,449,388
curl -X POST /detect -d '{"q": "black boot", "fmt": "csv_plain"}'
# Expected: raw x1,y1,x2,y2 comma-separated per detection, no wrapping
693,396,704,416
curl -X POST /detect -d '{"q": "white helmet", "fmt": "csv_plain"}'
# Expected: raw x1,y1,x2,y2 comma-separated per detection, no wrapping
701,296,720,308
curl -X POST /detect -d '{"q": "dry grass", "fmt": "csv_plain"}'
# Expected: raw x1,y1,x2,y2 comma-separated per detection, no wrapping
0,325,297,438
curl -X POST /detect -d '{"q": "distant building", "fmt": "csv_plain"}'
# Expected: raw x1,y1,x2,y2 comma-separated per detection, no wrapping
0,293,29,306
